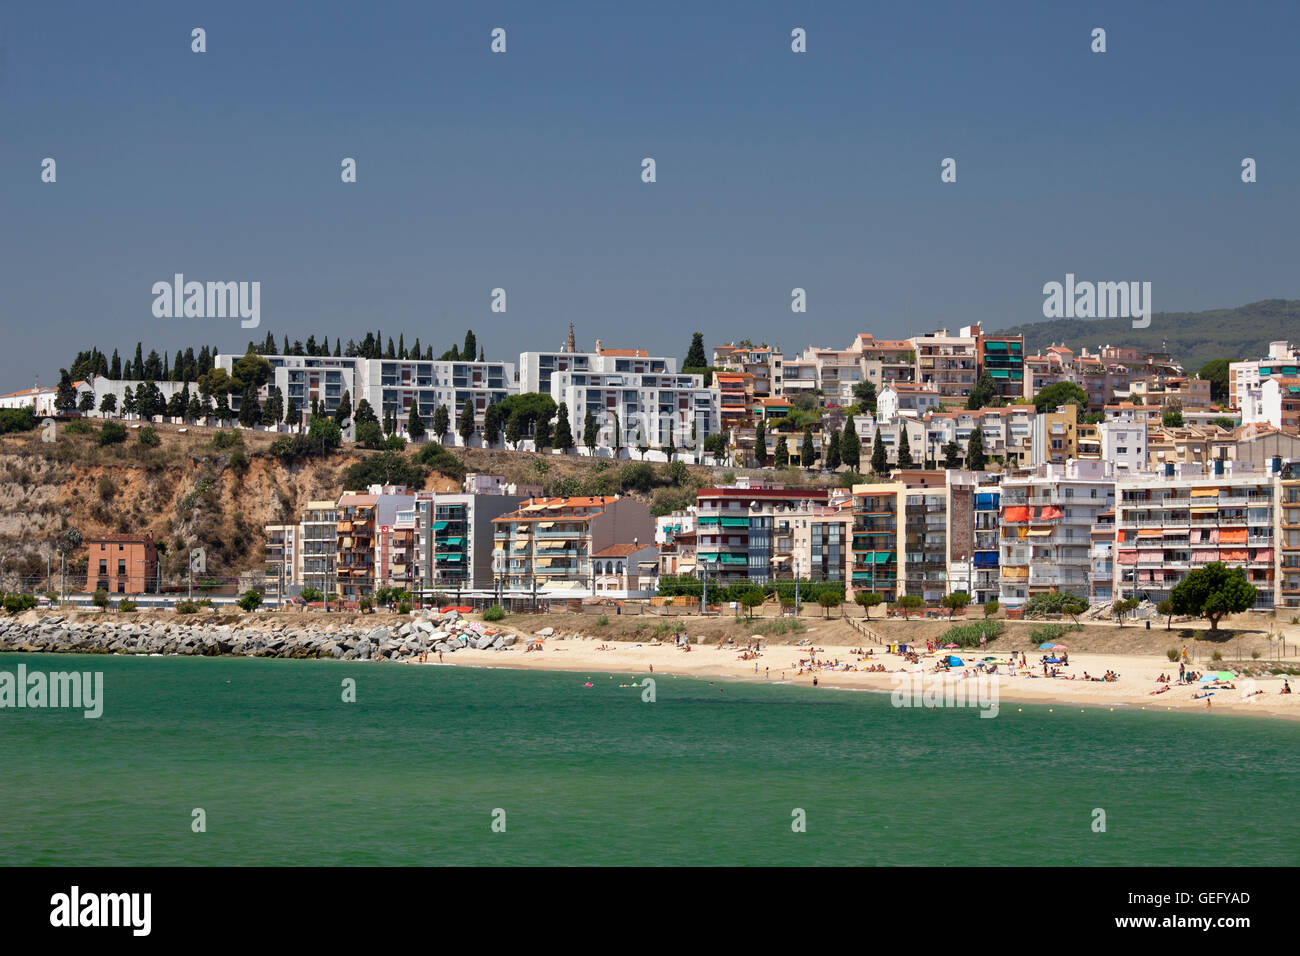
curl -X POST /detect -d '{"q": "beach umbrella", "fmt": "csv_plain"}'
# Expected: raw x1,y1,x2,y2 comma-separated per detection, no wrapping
1038,642,1056,650
1052,644,1068,650
945,643,959,648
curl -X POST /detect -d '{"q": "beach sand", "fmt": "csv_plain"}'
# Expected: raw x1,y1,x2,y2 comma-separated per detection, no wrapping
409,632,1300,719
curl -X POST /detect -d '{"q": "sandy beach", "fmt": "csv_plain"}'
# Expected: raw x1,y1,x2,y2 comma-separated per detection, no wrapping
409,630,1300,720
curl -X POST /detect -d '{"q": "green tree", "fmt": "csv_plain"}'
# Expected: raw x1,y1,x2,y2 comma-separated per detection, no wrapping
1033,381,1089,421
753,419,767,466
773,436,789,467
840,421,861,469
896,427,913,468
855,590,883,619
738,588,765,619
800,426,816,467
535,412,553,450
1198,358,1230,404
553,402,575,451
967,370,997,410
582,410,598,450
825,426,841,470
870,426,887,475
1157,598,1174,630
78,392,95,414
505,410,525,449
431,404,449,442
55,369,78,413
483,401,502,447
463,330,477,362
1113,597,1140,627
99,393,117,415
684,332,708,371
817,592,843,619
458,400,476,445
1169,561,1257,632
851,380,877,413
237,589,264,612
412,403,431,441
940,591,971,619
942,439,962,469
966,425,987,470
237,386,261,427
333,390,353,426
983,599,999,618
897,594,924,619
1163,407,1184,428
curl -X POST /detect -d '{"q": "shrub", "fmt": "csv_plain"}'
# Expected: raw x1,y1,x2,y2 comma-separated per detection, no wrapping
119,600,138,613
98,422,128,445
211,431,243,450
137,426,161,447
91,588,109,608
983,600,999,618
237,589,263,612
398,601,411,614
65,419,95,435
300,587,324,603
0,407,37,434
1028,622,1082,643
1166,649,1180,662
3,594,37,613
1211,650,1223,662
359,597,374,614
596,613,609,626
937,620,1003,648
482,605,506,622
97,476,118,501
175,600,200,614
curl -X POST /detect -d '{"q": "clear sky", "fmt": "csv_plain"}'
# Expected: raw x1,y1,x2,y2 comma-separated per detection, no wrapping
5,0,1299,385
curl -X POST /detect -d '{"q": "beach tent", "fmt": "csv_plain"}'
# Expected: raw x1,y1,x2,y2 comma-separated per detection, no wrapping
1044,657,1061,664
947,655,964,666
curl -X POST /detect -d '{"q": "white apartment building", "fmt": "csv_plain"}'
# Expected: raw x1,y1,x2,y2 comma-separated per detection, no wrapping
1229,341,1299,410
998,459,1116,608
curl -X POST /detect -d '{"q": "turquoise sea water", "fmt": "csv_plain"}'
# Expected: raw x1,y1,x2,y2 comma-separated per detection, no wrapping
2,652,1297,866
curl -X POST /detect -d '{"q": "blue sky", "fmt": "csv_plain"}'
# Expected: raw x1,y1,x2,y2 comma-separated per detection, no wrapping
4,0,1299,385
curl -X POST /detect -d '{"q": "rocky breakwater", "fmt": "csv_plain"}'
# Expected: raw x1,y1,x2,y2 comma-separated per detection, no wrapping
0,610,516,661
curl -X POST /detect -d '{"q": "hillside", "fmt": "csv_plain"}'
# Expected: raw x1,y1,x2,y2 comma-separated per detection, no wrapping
0,422,828,590
993,298,1300,371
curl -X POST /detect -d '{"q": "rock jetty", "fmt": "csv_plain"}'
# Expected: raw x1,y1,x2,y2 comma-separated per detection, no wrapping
0,609,516,661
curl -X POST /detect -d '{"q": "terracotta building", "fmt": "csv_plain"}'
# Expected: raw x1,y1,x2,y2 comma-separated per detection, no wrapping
85,534,159,594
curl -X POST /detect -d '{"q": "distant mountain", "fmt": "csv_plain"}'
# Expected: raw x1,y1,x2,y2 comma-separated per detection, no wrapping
993,299,1300,373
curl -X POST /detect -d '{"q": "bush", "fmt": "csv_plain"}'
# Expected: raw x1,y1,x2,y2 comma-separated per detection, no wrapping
91,588,109,608
98,422,128,445
65,419,96,435
3,593,37,613
175,599,201,614
137,426,161,447
1022,591,1087,620
596,613,609,626
97,476,118,501
359,597,374,614
0,407,37,434
1211,650,1223,662
1166,649,1181,662
237,589,263,612
119,600,138,613
413,441,466,479
937,619,1003,648
300,587,324,603
1028,622,1082,643
398,601,411,614
983,600,999,618
483,605,506,622
211,430,243,450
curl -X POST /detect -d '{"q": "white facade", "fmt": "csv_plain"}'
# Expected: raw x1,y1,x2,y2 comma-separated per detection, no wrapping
1099,416,1148,474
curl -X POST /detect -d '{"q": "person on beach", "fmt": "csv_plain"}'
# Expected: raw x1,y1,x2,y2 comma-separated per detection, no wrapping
812,676,819,687
1282,679,1292,695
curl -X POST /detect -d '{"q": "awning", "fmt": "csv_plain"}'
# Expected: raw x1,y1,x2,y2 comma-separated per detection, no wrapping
432,521,448,531
442,537,464,545
1138,529,1163,537
1118,551,1139,565
721,516,749,527
513,541,529,550
871,552,893,564
1027,529,1052,537
1190,506,1217,514
1220,550,1248,562
719,554,748,566
537,521,555,529
536,557,554,566
439,553,464,562
1191,488,1220,497
1219,529,1248,544
676,562,697,573
1003,506,1030,522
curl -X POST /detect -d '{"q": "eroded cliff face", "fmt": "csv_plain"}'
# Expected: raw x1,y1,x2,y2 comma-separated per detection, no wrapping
0,426,356,587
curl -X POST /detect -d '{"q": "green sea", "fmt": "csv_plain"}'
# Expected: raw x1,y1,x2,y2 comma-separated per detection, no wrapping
2,652,1297,866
